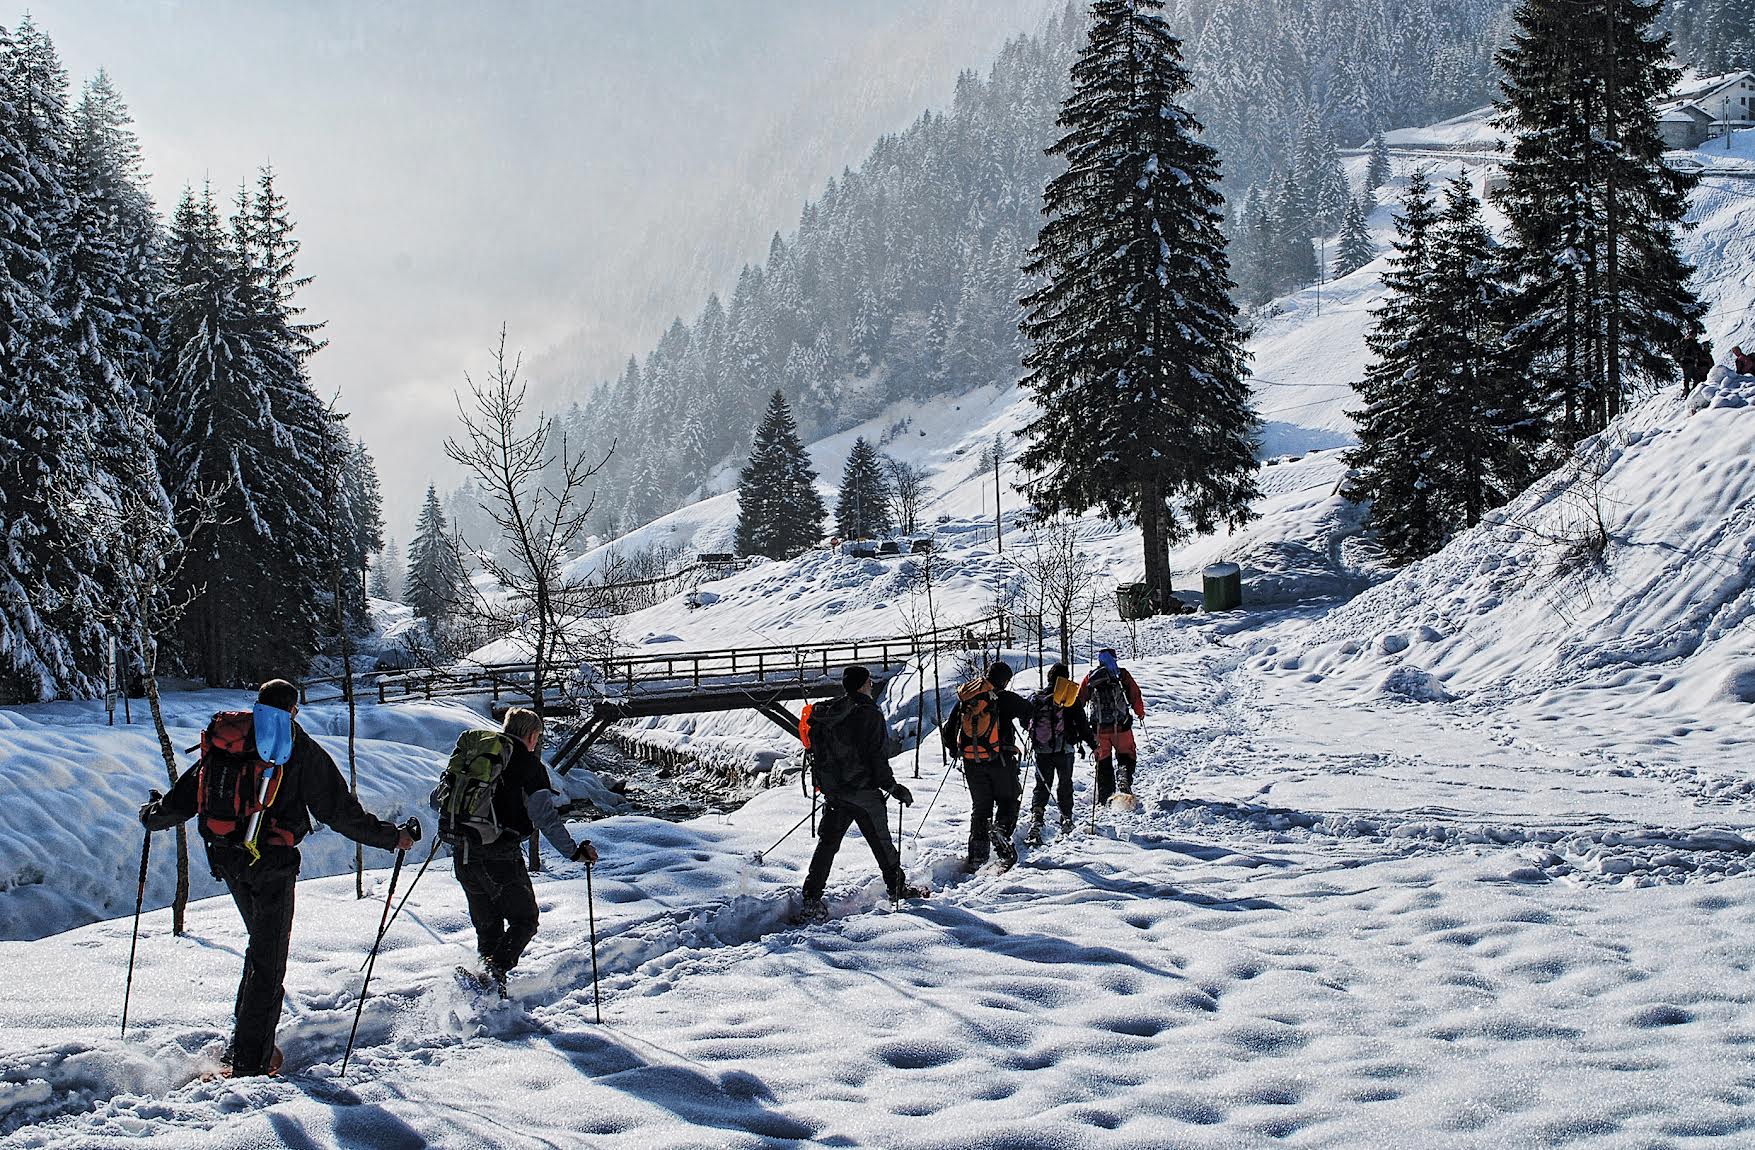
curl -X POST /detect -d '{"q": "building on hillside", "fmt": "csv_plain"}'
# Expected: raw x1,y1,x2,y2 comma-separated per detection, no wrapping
1659,71,1755,148
1658,103,1720,149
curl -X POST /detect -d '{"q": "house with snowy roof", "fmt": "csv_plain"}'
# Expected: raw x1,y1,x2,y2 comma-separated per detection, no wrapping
1658,70,1755,148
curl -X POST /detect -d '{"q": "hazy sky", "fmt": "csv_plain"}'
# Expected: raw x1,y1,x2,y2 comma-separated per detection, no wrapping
25,1,1058,535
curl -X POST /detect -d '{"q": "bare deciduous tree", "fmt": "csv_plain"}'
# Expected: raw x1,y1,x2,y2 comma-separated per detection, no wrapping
444,326,612,715
1015,518,1102,669
884,457,928,535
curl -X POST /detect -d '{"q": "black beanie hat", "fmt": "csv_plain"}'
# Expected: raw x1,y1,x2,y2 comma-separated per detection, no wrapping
1047,662,1069,683
986,661,1013,687
843,665,872,693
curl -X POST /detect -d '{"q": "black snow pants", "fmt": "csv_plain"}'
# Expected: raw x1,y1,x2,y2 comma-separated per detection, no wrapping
965,755,1022,863
455,839,541,973
804,788,905,898
216,853,299,1076
1029,751,1076,821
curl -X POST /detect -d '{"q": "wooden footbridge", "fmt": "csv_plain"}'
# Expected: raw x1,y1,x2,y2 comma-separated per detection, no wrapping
310,616,1008,775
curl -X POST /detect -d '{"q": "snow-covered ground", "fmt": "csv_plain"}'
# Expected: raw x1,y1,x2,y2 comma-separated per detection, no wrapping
4,131,1755,1146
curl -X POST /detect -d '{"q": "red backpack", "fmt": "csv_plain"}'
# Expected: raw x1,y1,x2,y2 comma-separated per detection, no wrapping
196,711,294,860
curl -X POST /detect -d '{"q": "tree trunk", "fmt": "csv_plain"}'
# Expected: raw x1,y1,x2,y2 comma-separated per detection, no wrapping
1138,476,1171,613
142,636,189,936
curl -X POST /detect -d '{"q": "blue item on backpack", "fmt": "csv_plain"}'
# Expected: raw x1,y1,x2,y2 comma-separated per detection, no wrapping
252,704,295,766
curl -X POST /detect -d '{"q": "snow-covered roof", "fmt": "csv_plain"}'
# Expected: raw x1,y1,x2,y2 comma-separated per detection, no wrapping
1659,103,1718,124
1667,70,1755,105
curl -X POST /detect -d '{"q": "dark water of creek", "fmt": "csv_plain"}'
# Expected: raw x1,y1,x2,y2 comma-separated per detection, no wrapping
556,741,776,823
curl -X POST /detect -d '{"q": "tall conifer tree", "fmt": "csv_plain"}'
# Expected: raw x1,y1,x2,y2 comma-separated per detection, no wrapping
1334,195,1374,278
1345,171,1445,563
406,485,468,636
1019,0,1258,608
835,437,895,539
1493,0,1702,439
735,392,824,558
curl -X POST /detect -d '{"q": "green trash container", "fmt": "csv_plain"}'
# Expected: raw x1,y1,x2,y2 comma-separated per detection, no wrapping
1202,563,1242,612
1116,582,1153,621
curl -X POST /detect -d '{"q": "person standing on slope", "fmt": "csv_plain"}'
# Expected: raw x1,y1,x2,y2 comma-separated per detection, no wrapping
1024,663,1097,842
1078,649,1146,806
138,679,417,1077
438,707,598,997
941,660,1033,870
799,666,924,922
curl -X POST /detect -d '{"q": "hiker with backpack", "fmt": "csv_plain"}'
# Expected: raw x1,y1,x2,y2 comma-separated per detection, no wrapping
940,660,1033,870
435,707,598,997
1078,649,1146,807
799,666,924,921
137,680,417,1077
1024,663,1097,842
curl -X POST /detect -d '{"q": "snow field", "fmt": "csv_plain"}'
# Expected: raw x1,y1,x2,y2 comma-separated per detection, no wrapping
5,618,1755,1147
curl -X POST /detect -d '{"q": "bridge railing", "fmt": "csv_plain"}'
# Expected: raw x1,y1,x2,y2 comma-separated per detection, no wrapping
311,614,1010,707
595,615,1009,694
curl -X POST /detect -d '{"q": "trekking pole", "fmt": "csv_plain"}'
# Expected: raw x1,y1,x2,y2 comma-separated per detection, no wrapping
342,819,418,1077
359,831,442,971
585,861,603,1024
120,828,152,1039
751,808,815,863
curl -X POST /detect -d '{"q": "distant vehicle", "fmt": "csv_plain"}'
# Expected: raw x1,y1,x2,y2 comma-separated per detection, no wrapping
877,540,901,556
909,538,935,554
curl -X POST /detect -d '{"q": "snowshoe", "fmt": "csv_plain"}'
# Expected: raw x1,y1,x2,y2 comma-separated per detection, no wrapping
888,883,930,902
1059,815,1074,835
791,895,831,925
456,963,510,1001
1024,815,1044,847
991,826,1018,865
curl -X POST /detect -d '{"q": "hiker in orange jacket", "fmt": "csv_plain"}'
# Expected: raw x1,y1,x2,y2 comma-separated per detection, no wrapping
1077,648,1145,803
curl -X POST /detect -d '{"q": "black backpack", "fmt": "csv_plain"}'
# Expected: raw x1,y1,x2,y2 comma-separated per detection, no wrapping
1089,666,1132,730
808,696,867,795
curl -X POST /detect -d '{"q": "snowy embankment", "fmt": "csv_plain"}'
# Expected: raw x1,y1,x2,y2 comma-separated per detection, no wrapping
0,694,485,942
1286,369,1755,775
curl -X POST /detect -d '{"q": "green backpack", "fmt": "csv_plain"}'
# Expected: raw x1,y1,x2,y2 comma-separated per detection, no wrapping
435,730,514,846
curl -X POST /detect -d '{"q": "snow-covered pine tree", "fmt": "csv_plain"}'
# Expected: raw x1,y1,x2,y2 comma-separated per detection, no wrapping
1019,0,1259,609
1335,195,1374,278
1272,172,1318,288
1493,0,1702,440
835,437,895,539
1366,130,1392,191
369,535,402,602
0,19,122,700
1424,176,1543,530
734,391,824,558
1345,169,1446,563
339,437,384,620
406,484,468,636
157,177,331,684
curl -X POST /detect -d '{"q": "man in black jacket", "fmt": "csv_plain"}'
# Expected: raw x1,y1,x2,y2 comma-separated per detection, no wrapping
798,666,923,921
139,679,415,1077
941,660,1033,869
449,707,598,996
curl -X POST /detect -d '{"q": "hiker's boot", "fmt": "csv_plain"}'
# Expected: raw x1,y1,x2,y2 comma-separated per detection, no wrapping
888,883,929,901
991,826,1018,865
797,894,831,923
1024,810,1044,846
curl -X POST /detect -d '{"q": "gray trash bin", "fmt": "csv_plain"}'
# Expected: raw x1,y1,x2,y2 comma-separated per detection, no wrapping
1202,563,1242,611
